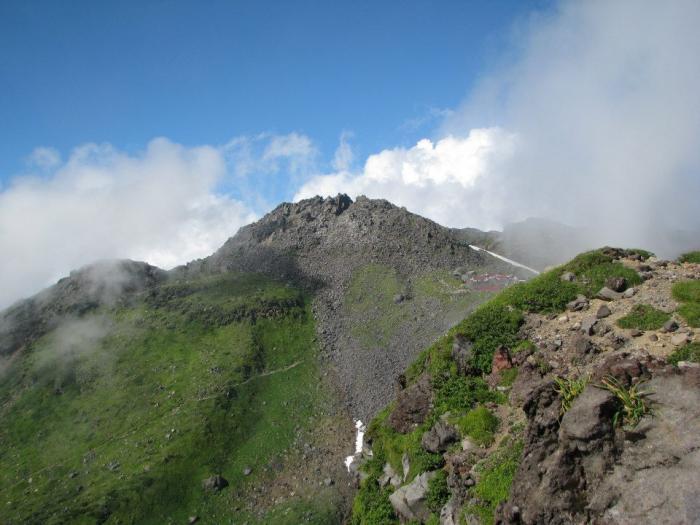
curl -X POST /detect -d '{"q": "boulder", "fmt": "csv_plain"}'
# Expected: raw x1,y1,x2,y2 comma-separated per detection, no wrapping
440,497,460,525
623,287,637,298
605,277,627,293
567,295,589,312
389,471,437,523
378,462,402,488
491,346,513,373
596,305,611,319
581,317,598,336
571,334,593,355
662,319,679,333
452,334,476,375
597,287,622,301
560,386,618,443
671,333,690,346
422,421,458,453
388,374,434,433
202,474,228,492
560,272,576,282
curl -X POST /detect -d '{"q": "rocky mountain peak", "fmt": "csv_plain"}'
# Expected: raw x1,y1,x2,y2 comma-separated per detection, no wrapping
0,259,165,357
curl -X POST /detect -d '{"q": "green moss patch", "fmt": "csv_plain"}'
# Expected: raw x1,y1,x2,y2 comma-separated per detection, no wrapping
667,342,700,365
457,406,500,447
466,438,524,525
351,457,397,525
616,304,671,330
679,251,700,264
672,281,700,327
425,470,450,513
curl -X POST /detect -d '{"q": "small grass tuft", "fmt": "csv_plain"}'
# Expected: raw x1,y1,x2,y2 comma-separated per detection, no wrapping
667,342,700,365
616,304,670,330
672,280,700,327
425,470,450,513
351,458,397,525
553,375,589,415
678,303,700,327
513,340,536,354
672,281,700,303
457,406,500,447
679,251,700,264
466,438,524,525
498,368,519,387
599,375,651,427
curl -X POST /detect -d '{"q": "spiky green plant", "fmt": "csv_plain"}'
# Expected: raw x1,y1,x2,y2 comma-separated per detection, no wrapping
553,375,589,415
599,375,651,427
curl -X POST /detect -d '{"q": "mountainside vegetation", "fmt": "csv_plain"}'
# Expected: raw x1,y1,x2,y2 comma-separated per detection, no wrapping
0,273,343,524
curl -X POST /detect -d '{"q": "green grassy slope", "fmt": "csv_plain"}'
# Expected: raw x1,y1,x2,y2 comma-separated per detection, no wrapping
0,273,339,524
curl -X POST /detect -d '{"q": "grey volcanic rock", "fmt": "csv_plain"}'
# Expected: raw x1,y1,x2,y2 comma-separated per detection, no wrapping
389,470,437,522
422,420,458,453
202,474,229,492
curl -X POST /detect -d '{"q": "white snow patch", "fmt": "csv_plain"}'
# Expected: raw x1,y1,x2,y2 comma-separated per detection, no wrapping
344,420,366,471
468,245,540,275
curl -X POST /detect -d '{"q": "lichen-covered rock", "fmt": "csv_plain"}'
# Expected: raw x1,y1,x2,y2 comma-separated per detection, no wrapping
422,420,458,453
388,471,436,522
452,334,476,375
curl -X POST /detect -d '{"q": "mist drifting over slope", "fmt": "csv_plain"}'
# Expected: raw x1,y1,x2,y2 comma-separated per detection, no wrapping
298,0,700,258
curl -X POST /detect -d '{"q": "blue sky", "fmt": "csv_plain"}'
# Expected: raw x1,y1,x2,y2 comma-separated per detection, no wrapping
1,0,699,307
0,0,550,189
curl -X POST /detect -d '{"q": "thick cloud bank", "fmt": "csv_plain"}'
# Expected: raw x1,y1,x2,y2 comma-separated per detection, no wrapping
0,138,256,308
297,0,700,256
296,129,516,229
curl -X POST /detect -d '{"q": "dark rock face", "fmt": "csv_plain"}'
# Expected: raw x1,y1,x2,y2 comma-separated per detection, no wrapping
497,383,621,525
388,374,434,433
497,366,700,525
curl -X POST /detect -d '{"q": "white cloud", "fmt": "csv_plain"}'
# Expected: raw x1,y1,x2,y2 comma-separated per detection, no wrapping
295,128,516,229
0,138,257,308
298,0,700,257
442,0,700,252
26,147,61,170
332,131,354,172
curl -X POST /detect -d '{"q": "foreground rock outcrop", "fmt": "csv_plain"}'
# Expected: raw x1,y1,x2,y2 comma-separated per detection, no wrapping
352,248,700,524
